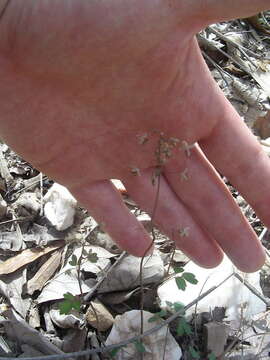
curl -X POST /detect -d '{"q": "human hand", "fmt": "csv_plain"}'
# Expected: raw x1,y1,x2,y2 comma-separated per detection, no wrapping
0,0,269,271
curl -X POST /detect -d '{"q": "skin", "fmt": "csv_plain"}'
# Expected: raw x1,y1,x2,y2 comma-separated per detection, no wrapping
0,0,269,271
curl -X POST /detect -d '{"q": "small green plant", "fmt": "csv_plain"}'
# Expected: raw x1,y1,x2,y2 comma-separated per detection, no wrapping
189,345,200,359
109,346,125,358
148,309,167,323
69,254,78,266
208,353,216,360
60,247,99,315
109,341,146,358
58,292,81,315
134,340,146,353
148,301,217,359
173,266,198,290
177,317,192,336
86,248,98,263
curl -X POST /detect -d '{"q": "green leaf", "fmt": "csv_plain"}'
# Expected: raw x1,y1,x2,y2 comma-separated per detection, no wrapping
208,353,216,360
175,277,187,291
182,318,192,335
88,250,98,263
59,300,73,315
182,272,198,285
173,266,184,274
172,302,185,313
72,298,82,311
82,249,88,257
64,292,75,301
148,310,167,322
69,254,77,266
189,346,200,359
177,317,192,336
109,347,123,357
59,293,81,314
134,341,146,353
176,319,185,336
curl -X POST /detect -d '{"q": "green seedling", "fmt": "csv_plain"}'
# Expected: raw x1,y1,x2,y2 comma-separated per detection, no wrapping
59,292,81,315
173,266,198,291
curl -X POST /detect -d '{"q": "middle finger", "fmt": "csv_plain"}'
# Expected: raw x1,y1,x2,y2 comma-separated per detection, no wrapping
123,168,223,268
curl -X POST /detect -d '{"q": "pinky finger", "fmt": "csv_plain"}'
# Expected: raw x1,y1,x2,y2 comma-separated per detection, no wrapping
70,179,153,256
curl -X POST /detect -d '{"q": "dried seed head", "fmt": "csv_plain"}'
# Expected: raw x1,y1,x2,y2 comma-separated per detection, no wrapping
181,141,196,157
151,166,162,186
178,227,190,237
180,168,189,181
130,167,141,176
137,133,149,145
169,137,180,146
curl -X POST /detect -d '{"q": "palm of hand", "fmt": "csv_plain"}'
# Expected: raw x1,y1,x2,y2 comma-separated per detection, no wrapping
0,0,269,271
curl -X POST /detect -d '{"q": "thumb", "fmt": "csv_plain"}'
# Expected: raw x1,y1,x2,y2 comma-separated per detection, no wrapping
192,0,270,27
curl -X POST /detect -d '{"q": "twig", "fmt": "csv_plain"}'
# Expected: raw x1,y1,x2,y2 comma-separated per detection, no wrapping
139,171,161,337
77,241,86,299
208,26,263,61
77,234,114,359
0,216,33,226
201,49,232,87
165,243,176,278
202,37,255,78
83,251,127,302
194,274,213,338
162,326,169,360
233,272,270,306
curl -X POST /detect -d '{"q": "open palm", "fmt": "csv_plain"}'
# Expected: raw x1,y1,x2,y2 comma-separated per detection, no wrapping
0,0,269,271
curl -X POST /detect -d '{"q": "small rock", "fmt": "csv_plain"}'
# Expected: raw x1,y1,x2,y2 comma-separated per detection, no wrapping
44,183,77,231
85,300,114,331
105,310,182,360
50,304,84,329
98,252,164,293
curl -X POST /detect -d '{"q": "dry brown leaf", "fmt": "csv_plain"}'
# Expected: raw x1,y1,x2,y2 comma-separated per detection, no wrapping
85,300,114,331
26,249,63,295
0,240,65,276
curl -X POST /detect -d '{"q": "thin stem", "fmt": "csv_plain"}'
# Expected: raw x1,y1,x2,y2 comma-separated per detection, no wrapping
139,168,161,335
0,216,33,226
162,325,169,360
